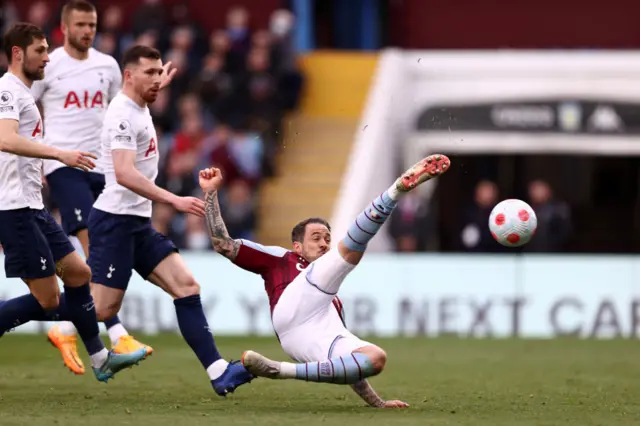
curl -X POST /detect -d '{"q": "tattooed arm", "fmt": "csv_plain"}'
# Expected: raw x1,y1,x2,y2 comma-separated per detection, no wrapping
351,380,385,407
203,190,241,260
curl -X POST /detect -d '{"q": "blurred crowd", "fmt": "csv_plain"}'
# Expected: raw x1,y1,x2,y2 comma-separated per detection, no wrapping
0,1,304,250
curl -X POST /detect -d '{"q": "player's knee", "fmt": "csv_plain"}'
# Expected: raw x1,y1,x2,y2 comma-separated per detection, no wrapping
94,297,121,322
173,275,200,298
78,263,92,283
35,291,61,311
371,348,387,374
62,262,92,287
358,346,387,375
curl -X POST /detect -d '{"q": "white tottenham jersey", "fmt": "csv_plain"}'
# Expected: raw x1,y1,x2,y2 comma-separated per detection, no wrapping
31,47,121,176
93,93,159,218
0,73,44,210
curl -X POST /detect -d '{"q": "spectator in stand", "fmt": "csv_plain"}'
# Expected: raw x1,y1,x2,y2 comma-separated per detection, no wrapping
225,6,251,58
525,180,572,252
189,52,234,120
458,180,508,252
389,190,433,252
220,179,258,241
131,0,165,37
95,5,131,61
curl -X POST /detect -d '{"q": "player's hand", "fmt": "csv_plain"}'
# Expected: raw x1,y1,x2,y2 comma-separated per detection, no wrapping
381,400,409,408
199,167,224,192
159,61,178,90
172,196,205,217
57,149,97,171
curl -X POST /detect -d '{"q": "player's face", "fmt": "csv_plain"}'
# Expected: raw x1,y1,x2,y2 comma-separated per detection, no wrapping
63,10,97,52
129,58,163,103
295,223,331,262
21,37,49,81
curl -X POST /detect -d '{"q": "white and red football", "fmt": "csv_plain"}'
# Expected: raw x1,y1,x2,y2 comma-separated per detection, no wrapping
488,199,538,247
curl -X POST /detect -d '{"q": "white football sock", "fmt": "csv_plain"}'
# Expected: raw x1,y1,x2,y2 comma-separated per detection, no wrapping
58,321,77,336
206,359,229,381
107,323,129,346
90,348,109,368
387,184,401,200
279,362,296,378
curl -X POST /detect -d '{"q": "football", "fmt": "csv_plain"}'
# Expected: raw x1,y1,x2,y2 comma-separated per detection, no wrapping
488,199,538,247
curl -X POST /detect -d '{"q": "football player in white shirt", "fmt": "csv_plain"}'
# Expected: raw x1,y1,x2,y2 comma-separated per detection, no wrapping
88,44,254,396
31,0,155,376
0,22,147,382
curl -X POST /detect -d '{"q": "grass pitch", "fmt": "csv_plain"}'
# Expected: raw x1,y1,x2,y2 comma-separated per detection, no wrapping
1,335,639,425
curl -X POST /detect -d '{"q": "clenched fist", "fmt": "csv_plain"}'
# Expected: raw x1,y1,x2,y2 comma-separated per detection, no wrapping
199,167,223,192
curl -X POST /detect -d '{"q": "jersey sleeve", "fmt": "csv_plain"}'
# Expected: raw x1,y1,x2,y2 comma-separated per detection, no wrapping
0,88,21,121
30,79,46,102
232,239,289,275
107,117,137,151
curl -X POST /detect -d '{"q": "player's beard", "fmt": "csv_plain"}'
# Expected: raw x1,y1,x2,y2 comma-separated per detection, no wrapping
23,62,44,81
141,87,160,104
68,35,92,53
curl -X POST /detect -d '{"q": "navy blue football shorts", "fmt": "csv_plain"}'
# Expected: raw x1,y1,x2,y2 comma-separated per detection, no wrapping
0,208,75,279
46,167,105,236
87,208,178,290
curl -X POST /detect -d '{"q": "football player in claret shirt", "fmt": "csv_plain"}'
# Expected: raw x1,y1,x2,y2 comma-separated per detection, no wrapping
197,152,451,408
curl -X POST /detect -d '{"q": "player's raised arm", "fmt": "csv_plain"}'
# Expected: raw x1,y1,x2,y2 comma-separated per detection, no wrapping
199,167,241,260
0,119,96,170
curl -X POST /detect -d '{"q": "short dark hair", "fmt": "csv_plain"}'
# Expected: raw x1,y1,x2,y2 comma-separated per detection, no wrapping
291,218,331,243
61,0,96,22
122,45,162,68
3,23,46,64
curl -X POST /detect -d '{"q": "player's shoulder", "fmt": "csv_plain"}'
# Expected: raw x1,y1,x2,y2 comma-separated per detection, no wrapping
107,93,143,114
49,46,66,60
0,73,31,101
43,47,68,70
238,239,290,259
104,94,140,128
88,48,120,70
0,73,15,91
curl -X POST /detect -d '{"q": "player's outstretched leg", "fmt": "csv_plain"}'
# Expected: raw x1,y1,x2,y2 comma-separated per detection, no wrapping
340,154,450,262
55,252,148,382
48,315,154,375
241,345,386,384
148,253,254,396
0,275,147,382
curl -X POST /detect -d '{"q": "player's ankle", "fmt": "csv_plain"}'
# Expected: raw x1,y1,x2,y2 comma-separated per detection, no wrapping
279,361,295,378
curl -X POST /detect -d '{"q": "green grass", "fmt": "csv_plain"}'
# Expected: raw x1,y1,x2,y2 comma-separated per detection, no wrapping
1,335,639,425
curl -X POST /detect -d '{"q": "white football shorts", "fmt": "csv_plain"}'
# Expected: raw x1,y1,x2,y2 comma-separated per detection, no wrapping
272,248,372,362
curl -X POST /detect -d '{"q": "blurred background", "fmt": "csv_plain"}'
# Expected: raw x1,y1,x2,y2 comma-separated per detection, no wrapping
2,0,638,254
2,0,640,338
